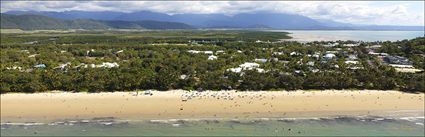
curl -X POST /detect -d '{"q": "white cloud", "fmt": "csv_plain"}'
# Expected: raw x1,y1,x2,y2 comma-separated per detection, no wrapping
1,1,423,26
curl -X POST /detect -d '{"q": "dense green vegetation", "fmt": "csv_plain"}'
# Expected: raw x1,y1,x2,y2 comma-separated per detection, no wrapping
0,30,423,93
1,14,194,30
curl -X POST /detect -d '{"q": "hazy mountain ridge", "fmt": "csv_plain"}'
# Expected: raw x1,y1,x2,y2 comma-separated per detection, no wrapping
0,14,194,30
3,10,425,30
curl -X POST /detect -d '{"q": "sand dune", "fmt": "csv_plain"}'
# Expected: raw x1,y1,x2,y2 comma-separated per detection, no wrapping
1,90,424,122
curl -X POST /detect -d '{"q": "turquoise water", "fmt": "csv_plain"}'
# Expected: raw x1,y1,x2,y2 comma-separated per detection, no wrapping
269,30,424,42
2,116,424,136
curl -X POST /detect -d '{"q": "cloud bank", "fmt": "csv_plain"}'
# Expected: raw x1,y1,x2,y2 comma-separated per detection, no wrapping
1,1,423,26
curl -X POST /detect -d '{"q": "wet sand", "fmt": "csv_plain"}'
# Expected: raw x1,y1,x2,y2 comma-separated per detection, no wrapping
1,90,424,122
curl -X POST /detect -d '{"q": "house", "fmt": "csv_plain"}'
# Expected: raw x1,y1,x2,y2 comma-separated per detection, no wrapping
23,41,38,45
228,67,242,73
21,50,30,53
187,50,201,54
312,53,321,59
290,52,301,56
6,66,22,70
346,54,358,60
368,51,388,56
28,54,39,58
345,61,359,64
273,52,284,55
384,56,412,65
254,58,268,63
208,55,218,60
306,61,315,66
343,43,359,47
239,62,260,69
204,51,214,54
326,51,338,54
324,53,336,60
114,50,124,54
187,50,213,54
322,42,338,47
97,62,119,68
227,62,264,73
54,62,71,70
180,75,188,80
34,64,46,68
389,64,414,68
367,45,382,49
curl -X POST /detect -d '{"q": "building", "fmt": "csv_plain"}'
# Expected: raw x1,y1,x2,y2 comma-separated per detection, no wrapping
208,55,218,60
384,56,412,65
254,58,268,63
324,53,336,60
227,62,264,73
34,64,46,68
97,62,119,68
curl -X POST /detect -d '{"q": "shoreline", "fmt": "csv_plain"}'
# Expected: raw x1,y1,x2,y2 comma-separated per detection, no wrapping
1,90,424,123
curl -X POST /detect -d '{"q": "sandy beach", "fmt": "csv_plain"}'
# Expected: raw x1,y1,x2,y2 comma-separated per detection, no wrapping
1,90,424,122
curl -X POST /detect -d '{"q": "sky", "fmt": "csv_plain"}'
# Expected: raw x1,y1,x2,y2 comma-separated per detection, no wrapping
1,1,424,26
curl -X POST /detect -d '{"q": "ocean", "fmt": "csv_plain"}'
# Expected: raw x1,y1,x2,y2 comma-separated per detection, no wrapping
1,116,424,136
268,30,424,42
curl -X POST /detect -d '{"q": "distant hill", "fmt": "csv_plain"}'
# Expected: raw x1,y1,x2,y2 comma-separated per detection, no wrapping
0,14,194,30
5,10,424,30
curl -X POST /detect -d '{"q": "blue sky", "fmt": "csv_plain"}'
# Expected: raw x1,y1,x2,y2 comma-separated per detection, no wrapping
1,1,423,26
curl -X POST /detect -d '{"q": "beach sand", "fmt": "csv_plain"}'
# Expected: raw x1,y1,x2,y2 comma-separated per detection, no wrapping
1,90,424,122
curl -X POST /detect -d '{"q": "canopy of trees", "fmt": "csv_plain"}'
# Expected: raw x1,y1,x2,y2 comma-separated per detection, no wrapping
1,31,423,93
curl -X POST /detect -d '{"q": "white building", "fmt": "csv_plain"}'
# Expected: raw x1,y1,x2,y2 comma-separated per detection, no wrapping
345,61,359,64
255,58,268,63
227,62,264,73
324,53,336,60
54,62,71,69
187,50,213,54
208,55,218,60
97,62,119,68
115,50,124,54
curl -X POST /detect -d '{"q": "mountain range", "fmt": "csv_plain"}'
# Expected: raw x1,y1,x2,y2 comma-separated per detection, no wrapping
2,10,424,30
1,14,193,30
